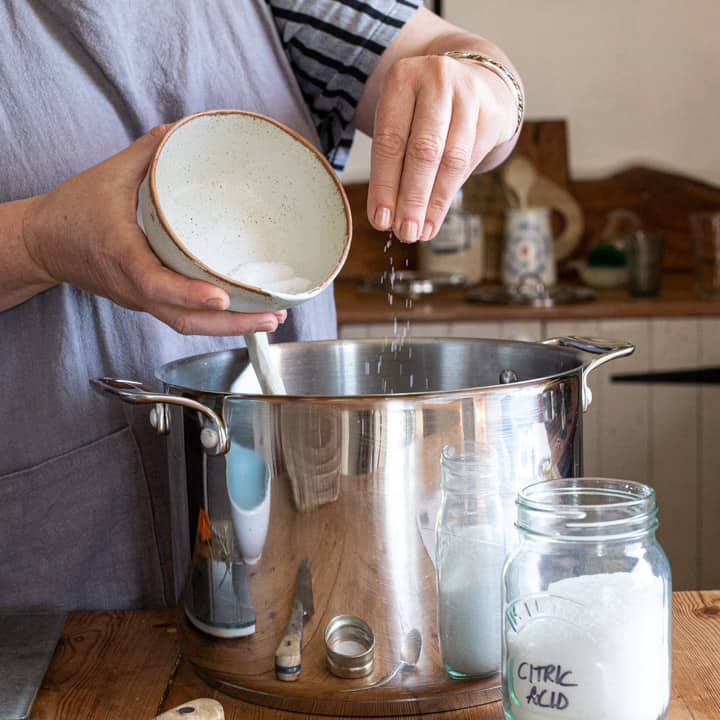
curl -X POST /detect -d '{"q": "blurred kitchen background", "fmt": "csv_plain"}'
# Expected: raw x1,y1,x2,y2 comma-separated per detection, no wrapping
345,0,719,185
334,0,720,591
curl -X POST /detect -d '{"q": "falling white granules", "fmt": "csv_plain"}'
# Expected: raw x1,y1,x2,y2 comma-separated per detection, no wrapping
227,261,312,294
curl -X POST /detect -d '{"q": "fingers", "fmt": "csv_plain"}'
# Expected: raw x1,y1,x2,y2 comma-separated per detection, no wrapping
367,61,418,234
367,56,507,244
421,92,480,241
111,226,290,334
151,304,285,337
368,56,464,244
115,226,229,309
393,77,453,243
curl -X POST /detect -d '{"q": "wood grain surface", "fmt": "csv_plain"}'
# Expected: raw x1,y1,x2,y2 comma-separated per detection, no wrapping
31,591,720,719
335,273,720,326
30,610,180,720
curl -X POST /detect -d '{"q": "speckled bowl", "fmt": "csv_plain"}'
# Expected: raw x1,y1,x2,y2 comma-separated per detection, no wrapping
141,110,352,312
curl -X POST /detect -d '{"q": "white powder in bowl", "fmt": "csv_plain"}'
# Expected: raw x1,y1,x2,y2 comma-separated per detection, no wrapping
505,569,669,720
227,261,312,294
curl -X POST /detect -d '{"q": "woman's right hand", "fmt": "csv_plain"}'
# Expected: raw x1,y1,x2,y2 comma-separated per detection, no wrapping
21,125,286,335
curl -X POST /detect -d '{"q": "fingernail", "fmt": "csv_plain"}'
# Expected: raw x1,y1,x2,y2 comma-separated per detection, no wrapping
374,206,392,230
204,296,228,310
256,319,278,333
274,310,288,324
420,221,434,242
148,124,170,139
398,220,419,243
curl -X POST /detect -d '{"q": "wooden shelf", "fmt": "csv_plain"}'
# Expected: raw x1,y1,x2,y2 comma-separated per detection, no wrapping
336,273,720,325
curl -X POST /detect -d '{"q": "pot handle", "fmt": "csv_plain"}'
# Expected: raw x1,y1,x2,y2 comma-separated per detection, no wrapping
90,377,231,455
541,336,635,412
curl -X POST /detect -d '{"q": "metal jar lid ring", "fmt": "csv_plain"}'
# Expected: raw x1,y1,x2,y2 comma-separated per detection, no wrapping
324,614,375,679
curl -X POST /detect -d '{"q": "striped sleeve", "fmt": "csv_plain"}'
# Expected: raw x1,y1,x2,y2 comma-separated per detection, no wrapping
267,0,422,173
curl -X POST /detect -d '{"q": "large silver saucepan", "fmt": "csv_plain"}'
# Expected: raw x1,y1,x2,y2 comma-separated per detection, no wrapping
92,336,633,716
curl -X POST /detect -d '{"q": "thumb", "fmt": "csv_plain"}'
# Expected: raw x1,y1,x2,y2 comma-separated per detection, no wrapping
113,123,174,185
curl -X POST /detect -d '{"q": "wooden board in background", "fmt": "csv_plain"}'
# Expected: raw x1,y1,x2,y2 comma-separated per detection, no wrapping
511,118,570,187
570,166,720,272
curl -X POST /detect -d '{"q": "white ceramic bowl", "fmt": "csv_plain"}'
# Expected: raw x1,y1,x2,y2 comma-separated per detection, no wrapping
141,110,352,312
574,262,628,290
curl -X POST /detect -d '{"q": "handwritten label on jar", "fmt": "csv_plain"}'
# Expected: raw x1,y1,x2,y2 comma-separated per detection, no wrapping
504,573,669,720
505,594,591,718
512,661,578,712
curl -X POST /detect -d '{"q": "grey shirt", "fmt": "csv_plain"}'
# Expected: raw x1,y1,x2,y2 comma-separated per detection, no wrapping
0,0,418,610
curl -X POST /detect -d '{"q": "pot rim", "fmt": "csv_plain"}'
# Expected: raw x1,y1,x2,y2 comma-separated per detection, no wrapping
155,337,586,400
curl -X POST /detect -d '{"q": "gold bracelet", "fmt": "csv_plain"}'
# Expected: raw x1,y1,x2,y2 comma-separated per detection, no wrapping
442,50,525,139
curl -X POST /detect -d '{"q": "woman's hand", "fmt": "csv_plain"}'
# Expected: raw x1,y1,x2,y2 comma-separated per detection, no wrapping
21,125,286,335
367,53,517,244
354,6,522,244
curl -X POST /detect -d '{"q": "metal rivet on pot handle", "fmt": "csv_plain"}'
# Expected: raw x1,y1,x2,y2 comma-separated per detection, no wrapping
89,377,231,455
540,336,635,412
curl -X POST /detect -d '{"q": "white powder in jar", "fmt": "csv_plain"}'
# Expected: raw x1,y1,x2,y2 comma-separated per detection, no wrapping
505,569,669,720
227,261,312,294
437,527,505,678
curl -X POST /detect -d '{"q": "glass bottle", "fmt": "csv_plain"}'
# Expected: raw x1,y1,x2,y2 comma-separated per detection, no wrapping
418,189,485,283
436,442,505,679
502,478,671,720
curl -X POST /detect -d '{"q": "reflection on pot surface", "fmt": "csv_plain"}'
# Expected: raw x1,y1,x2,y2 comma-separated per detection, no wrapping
226,444,271,564
92,337,633,716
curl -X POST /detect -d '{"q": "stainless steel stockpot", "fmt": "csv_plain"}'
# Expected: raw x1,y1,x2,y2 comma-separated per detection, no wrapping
93,336,632,716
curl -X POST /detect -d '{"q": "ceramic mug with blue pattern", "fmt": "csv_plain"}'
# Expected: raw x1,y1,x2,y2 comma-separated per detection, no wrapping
502,208,556,287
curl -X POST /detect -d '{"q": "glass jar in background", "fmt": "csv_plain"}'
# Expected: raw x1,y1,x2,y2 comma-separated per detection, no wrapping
436,442,505,679
417,190,484,284
690,212,720,300
625,230,665,297
502,478,671,720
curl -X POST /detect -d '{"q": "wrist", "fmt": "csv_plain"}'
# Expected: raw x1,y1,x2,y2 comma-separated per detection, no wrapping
20,196,57,288
443,50,524,145
0,197,56,312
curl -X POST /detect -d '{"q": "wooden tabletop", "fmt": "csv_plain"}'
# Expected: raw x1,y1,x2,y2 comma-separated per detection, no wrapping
335,273,720,325
30,590,720,719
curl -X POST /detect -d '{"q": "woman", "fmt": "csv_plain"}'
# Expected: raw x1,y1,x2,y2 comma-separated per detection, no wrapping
0,0,522,610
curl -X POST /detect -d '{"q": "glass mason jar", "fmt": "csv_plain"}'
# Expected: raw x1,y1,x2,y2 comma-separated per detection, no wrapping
436,442,506,679
502,478,671,720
